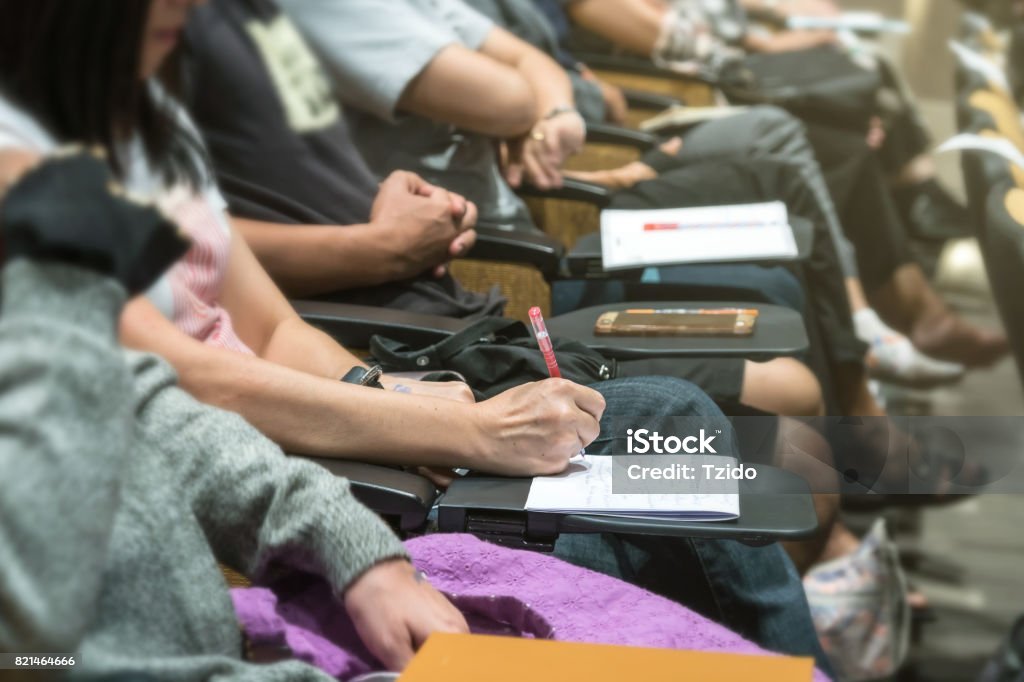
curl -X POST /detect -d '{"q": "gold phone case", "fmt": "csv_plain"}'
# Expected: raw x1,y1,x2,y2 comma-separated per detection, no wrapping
594,309,758,337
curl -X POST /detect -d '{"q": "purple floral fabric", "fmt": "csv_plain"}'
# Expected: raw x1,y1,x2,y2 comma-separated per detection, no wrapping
232,533,829,680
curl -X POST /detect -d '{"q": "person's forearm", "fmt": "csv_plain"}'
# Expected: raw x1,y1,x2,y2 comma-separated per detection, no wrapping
567,0,665,57
398,44,539,138
120,306,486,467
0,261,134,654
183,348,486,466
514,47,576,120
261,316,365,379
233,217,408,297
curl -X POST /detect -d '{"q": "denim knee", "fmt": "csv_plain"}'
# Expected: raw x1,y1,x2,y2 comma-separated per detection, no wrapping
590,376,735,454
593,376,722,418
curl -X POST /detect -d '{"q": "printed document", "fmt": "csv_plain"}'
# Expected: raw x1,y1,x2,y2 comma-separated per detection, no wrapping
600,201,797,270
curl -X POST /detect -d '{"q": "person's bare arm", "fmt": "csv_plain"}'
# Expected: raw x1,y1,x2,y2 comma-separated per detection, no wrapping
741,0,840,19
477,27,576,127
121,296,478,464
398,27,584,188
478,28,586,188
398,43,538,137
122,298,602,474
232,172,477,297
398,26,575,137
231,219,396,296
121,224,604,474
565,0,667,57
743,29,836,52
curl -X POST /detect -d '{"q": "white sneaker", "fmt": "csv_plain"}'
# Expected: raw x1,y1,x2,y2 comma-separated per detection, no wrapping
854,309,965,388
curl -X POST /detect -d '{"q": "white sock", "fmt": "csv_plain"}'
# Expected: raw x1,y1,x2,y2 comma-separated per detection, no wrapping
854,309,965,385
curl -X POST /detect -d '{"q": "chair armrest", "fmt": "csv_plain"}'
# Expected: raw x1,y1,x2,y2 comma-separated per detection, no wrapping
293,300,470,348
436,464,817,550
517,178,614,209
468,225,566,278
586,122,659,150
622,88,683,111
790,215,814,259
576,52,717,85
291,455,438,533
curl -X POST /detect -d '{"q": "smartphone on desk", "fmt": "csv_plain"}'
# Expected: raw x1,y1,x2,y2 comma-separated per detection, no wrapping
594,308,759,337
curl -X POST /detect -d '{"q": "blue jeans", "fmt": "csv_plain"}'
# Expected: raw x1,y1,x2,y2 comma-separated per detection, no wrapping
559,376,832,676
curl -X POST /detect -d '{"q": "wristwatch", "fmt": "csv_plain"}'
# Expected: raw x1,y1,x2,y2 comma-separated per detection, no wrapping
543,105,580,120
540,105,587,138
340,364,385,389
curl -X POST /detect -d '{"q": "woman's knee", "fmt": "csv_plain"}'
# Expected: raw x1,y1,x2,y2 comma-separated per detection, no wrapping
742,358,825,417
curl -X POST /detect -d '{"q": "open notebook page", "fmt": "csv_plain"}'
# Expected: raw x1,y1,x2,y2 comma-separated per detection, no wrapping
525,456,739,522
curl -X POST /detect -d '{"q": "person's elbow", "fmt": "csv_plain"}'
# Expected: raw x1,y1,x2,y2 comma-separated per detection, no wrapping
406,77,537,137
484,77,538,137
398,53,539,137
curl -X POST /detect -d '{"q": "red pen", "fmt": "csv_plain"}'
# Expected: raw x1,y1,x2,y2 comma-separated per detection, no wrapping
529,307,586,459
529,306,561,378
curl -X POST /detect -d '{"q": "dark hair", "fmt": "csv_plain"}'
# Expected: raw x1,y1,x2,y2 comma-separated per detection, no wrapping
0,0,206,188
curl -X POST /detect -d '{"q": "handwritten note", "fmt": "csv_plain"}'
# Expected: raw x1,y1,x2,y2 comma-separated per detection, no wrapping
525,456,739,521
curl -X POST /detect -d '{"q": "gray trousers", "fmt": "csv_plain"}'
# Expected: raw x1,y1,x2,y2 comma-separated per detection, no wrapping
671,105,861,279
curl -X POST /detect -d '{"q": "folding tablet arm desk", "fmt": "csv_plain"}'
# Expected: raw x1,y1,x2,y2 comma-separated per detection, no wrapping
290,303,815,545
300,455,817,549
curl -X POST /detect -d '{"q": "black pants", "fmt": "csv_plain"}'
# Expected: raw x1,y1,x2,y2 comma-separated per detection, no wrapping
656,105,914,294
803,122,916,291
874,53,933,175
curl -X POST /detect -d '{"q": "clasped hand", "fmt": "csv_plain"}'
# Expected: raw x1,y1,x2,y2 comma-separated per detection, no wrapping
369,170,478,280
502,111,586,191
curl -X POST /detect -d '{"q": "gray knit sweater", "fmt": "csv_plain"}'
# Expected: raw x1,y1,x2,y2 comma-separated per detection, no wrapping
0,260,409,680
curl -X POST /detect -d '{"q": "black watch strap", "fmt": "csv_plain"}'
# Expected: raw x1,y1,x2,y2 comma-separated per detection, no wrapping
340,365,385,389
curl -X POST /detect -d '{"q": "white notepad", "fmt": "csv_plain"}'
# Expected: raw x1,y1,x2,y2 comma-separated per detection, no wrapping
639,105,749,133
525,456,739,522
600,201,798,270
786,12,909,33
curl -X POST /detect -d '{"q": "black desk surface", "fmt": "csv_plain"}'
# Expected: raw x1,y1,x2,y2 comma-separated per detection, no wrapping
437,464,817,545
547,302,808,360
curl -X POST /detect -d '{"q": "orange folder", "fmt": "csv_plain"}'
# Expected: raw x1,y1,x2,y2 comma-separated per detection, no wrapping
399,633,815,682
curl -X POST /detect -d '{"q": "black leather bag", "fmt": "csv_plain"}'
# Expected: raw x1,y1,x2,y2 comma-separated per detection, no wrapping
369,317,616,399
719,45,882,131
